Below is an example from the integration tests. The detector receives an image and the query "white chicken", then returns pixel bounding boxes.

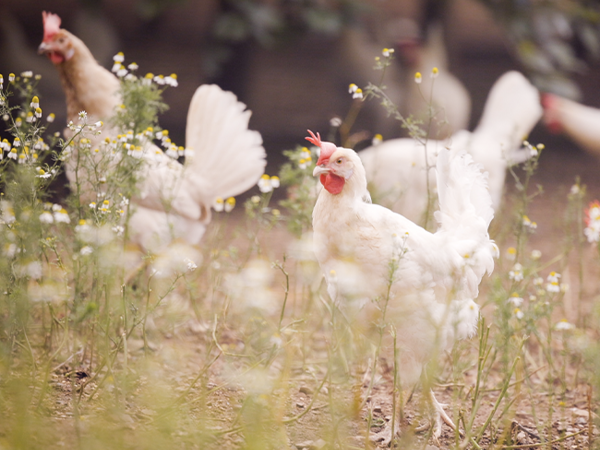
[38,12,266,252]
[390,19,471,139]
[543,93,600,156]
[308,129,497,438]
[360,71,542,222]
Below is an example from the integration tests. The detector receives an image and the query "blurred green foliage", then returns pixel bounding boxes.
[477,0,600,98]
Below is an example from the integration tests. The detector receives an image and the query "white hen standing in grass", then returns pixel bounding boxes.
[360,71,542,223]
[308,129,497,439]
[38,12,266,252]
[543,93,600,157]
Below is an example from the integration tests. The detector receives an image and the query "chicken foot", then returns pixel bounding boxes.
[370,389,460,446]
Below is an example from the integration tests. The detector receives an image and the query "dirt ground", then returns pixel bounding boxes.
[41,130,600,449]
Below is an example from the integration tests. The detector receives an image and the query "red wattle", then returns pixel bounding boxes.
[321,173,345,195]
[49,52,64,64]
[546,120,562,134]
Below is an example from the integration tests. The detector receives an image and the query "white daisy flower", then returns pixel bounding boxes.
[112,225,124,236]
[213,197,224,212]
[258,174,273,193]
[546,271,561,293]
[509,263,524,282]
[143,73,153,86]
[184,258,197,272]
[531,249,542,260]
[352,88,363,100]
[330,117,342,127]
[53,208,70,224]
[39,211,54,223]
[555,319,574,331]
[523,215,537,232]
[165,74,178,87]
[506,246,516,261]
[224,197,236,213]
[36,168,51,179]
[585,200,600,243]
[75,219,90,233]
[166,145,178,158]
[507,293,524,307]
[116,65,128,78]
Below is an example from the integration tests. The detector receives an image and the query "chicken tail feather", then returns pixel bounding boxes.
[184,84,266,201]
[475,71,542,152]
[435,147,496,295]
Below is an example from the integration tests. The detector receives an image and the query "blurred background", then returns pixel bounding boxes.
[2,0,600,191]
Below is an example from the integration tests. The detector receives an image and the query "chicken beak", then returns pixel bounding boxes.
[313,165,330,177]
[38,42,51,55]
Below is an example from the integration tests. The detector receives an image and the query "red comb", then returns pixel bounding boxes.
[305,129,322,147]
[42,11,61,42]
[306,129,338,166]
[541,93,562,134]
[540,92,555,110]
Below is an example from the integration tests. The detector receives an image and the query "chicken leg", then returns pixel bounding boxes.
[370,389,459,446]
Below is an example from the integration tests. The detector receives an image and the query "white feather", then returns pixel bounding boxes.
[360,71,542,221]
[128,85,267,250]
[185,85,266,201]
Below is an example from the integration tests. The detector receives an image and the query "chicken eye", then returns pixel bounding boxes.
[58,38,65,43]
[336,158,342,164]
